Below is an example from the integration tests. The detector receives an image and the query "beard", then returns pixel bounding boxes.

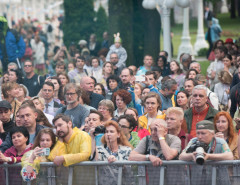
[57,126,69,139]
[66,97,78,104]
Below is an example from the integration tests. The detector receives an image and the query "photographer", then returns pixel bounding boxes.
[179,120,233,163]
[89,110,105,153]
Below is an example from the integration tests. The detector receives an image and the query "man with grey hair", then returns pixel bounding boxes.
[129,118,181,166]
[159,78,177,111]
[184,85,219,138]
[179,120,233,162]
[7,62,18,71]
[55,83,89,128]
[180,53,192,73]
[190,61,201,73]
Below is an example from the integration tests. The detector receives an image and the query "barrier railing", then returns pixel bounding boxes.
[1,160,240,185]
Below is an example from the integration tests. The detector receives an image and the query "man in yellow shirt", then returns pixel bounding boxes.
[49,114,91,166]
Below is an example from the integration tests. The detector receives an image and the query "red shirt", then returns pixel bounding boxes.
[190,105,209,137]
[178,129,193,150]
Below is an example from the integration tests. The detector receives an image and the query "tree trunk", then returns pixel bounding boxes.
[108,0,134,66]
[142,9,161,62]
[230,0,236,18]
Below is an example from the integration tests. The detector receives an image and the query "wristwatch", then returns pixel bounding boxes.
[159,137,165,140]
[146,154,150,161]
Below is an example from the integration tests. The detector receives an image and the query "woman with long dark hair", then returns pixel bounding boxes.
[169,60,185,90]
[156,55,170,77]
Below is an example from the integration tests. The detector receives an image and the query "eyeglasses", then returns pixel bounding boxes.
[65,92,76,96]
[24,65,32,67]
[98,107,109,111]
[119,124,130,129]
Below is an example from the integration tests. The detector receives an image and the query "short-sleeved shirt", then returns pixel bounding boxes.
[23,74,44,97]
[134,134,181,159]
[183,137,231,153]
[55,104,90,128]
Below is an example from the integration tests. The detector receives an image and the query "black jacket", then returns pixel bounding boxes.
[0,124,45,153]
[0,119,14,141]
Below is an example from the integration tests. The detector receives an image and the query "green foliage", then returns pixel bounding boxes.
[63,0,95,46]
[95,6,108,43]
[197,48,208,57]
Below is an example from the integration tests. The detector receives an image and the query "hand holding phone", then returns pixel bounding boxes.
[38,148,50,156]
[135,75,145,82]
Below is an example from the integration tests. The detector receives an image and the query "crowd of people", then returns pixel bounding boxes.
[1,14,240,184]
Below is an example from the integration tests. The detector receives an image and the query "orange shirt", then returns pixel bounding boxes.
[190,105,209,137]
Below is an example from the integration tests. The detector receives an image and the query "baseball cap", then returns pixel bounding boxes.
[196,120,215,131]
[0,100,12,109]
[225,38,233,44]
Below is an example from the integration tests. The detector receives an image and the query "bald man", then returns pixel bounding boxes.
[80,76,104,109]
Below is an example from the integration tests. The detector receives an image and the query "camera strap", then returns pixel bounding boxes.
[209,138,217,153]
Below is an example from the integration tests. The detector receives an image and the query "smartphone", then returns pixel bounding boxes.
[135,75,145,82]
[39,148,50,156]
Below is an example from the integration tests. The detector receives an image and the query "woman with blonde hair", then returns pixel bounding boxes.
[138,92,165,132]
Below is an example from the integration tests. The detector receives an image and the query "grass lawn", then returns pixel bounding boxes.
[160,13,240,75]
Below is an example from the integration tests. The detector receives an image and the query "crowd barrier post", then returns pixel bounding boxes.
[68,166,73,185]
[5,165,9,185]
[159,166,165,185]
[137,165,146,185]
[95,166,98,185]
[211,166,217,185]
[117,166,123,185]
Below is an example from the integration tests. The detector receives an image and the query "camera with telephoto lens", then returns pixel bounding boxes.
[186,140,209,165]
[93,125,105,136]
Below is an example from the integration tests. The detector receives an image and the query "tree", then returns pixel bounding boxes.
[108,0,161,66]
[108,0,134,66]
[95,6,108,43]
[63,0,95,46]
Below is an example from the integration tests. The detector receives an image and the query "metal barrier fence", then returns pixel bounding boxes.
[1,160,240,185]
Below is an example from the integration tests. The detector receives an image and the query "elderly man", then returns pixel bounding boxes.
[80,76,104,109]
[184,85,219,137]
[119,68,133,90]
[190,62,201,73]
[166,107,193,150]
[129,119,181,166]
[179,120,233,162]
